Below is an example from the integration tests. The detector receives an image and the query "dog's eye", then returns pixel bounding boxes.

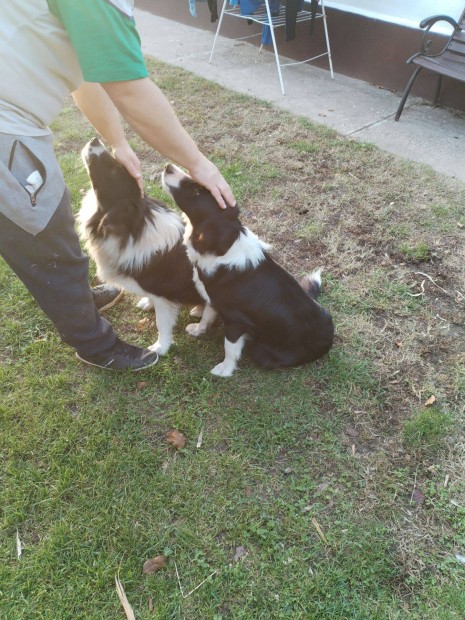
[193,188,200,197]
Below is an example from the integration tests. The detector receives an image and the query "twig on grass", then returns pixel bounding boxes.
[311,517,328,544]
[174,560,218,599]
[184,570,218,598]
[16,530,22,559]
[407,279,425,298]
[414,271,451,297]
[174,561,185,598]
[115,574,136,620]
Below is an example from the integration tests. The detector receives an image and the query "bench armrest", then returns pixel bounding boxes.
[413,14,460,58]
[419,14,459,31]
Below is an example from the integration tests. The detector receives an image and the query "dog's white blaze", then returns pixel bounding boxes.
[185,226,271,276]
[78,189,184,274]
[80,142,106,173]
[161,165,183,192]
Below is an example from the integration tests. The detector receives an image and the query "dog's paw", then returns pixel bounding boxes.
[136,297,154,312]
[185,322,206,337]
[210,362,235,377]
[189,304,204,318]
[148,341,171,356]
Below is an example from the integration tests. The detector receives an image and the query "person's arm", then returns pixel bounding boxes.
[53,0,234,207]
[101,77,235,209]
[72,81,144,195]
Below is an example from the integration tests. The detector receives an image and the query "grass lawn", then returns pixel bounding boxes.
[1,59,465,619]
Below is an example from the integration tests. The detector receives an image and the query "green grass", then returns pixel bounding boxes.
[1,59,465,619]
[403,406,453,453]
[398,241,433,263]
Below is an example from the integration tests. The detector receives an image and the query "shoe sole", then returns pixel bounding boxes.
[75,351,159,371]
[97,289,124,312]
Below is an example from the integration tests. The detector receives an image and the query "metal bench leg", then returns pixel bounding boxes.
[395,67,422,121]
[433,74,443,105]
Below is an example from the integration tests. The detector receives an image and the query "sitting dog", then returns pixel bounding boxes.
[78,138,216,355]
[162,163,334,377]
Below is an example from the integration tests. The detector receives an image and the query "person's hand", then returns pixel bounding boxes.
[112,141,144,197]
[188,156,236,209]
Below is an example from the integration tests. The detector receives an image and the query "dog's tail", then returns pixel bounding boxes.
[299,268,323,299]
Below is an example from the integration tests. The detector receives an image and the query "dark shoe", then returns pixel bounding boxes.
[92,284,124,311]
[76,338,159,371]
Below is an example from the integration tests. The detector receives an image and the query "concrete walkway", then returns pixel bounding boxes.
[135,9,465,183]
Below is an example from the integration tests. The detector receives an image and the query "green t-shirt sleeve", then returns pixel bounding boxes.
[46,0,149,83]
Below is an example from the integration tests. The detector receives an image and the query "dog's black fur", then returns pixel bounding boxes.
[163,164,334,376]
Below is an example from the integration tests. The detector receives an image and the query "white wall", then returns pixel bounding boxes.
[323,0,463,34]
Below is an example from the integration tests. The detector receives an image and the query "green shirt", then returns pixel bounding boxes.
[47,0,148,83]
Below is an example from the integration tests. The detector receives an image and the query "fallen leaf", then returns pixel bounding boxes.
[136,381,147,390]
[395,340,402,348]
[143,556,166,574]
[166,429,186,450]
[196,429,203,449]
[283,467,293,475]
[424,395,436,407]
[346,427,359,438]
[233,546,247,563]
[411,488,425,505]
[136,317,150,331]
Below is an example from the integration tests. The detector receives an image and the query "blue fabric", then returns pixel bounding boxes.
[234,0,280,45]
[189,0,199,17]
[191,0,305,46]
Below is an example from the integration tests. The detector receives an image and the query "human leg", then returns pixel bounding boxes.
[0,189,157,369]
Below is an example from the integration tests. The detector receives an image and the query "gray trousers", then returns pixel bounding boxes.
[0,187,117,358]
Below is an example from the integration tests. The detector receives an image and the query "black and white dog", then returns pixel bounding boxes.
[162,164,334,377]
[78,138,216,355]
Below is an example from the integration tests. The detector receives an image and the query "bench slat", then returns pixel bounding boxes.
[447,40,465,54]
[413,54,465,81]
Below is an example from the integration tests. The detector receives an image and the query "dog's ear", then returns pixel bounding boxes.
[193,220,241,256]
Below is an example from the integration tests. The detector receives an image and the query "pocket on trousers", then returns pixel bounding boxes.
[8,140,47,206]
[0,137,66,236]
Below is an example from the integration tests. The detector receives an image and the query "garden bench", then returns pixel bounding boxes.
[395,9,465,120]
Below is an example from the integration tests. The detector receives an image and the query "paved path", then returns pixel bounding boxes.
[135,9,465,184]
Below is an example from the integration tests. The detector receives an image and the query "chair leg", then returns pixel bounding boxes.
[209,0,228,63]
[395,67,422,121]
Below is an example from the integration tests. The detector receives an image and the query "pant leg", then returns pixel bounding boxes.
[0,187,117,358]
